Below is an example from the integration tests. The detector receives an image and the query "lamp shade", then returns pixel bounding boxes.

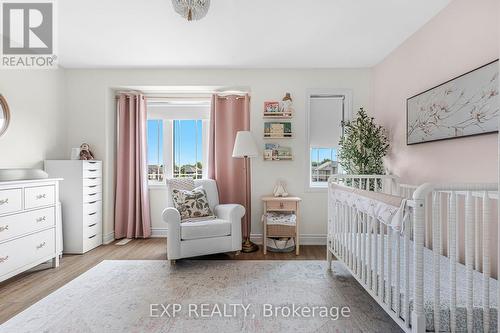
[232,131,258,158]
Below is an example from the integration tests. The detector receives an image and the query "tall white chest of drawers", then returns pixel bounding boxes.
[45,160,103,254]
[0,178,62,283]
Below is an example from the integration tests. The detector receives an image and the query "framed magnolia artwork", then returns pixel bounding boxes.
[406,59,499,145]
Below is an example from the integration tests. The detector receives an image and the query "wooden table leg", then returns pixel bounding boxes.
[295,203,300,255]
[262,208,267,255]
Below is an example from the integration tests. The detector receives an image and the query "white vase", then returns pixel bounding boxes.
[70,148,81,160]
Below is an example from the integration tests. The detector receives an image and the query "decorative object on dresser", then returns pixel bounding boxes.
[70,148,81,160]
[273,180,288,197]
[79,143,95,160]
[407,59,499,145]
[0,177,62,283]
[261,196,301,255]
[44,160,103,254]
[232,131,259,253]
[0,94,10,137]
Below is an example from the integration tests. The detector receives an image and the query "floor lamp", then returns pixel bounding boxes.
[232,131,259,253]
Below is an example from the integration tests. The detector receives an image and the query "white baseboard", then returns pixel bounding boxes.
[151,228,168,237]
[250,233,326,245]
[103,232,115,245]
[147,229,326,244]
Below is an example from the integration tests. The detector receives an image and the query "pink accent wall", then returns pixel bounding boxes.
[372,0,499,185]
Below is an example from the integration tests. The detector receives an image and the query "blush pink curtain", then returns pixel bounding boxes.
[114,93,152,239]
[208,94,251,238]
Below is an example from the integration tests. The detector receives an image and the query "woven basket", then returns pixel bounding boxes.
[267,224,296,237]
[266,237,295,253]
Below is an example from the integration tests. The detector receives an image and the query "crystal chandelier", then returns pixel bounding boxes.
[171,0,210,21]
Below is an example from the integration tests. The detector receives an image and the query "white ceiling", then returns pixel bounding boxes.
[58,0,451,69]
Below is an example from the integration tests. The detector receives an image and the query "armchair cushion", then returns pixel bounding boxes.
[172,187,215,221]
[181,219,231,240]
[166,177,195,208]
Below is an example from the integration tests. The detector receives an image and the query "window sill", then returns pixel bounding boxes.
[148,183,168,190]
[305,184,328,193]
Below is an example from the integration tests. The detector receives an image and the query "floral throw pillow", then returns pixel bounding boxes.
[171,187,215,222]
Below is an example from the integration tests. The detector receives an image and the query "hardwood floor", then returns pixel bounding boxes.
[0,238,326,324]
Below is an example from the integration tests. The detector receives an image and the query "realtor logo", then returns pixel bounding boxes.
[1,1,57,68]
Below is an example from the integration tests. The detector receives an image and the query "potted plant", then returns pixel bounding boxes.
[338,107,389,188]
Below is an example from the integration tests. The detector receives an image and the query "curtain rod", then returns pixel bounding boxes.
[115,91,250,100]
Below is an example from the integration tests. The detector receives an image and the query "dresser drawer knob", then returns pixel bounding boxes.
[0,225,8,232]
[36,216,46,223]
[0,198,8,205]
[36,241,46,250]
[0,256,8,263]
[36,194,46,200]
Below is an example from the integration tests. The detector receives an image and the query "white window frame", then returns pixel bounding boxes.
[305,89,352,192]
[147,103,210,187]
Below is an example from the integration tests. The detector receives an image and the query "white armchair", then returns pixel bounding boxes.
[162,179,244,261]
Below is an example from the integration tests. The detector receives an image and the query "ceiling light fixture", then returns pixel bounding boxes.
[171,0,210,21]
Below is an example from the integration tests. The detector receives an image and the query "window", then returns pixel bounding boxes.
[146,100,210,185]
[147,119,164,182]
[173,120,203,179]
[307,93,349,189]
[310,148,338,184]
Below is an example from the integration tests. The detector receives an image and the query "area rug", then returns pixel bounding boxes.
[1,260,402,333]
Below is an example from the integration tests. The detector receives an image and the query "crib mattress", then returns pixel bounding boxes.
[334,233,498,332]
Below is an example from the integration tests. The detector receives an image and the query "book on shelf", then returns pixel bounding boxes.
[264,144,292,161]
[264,122,292,138]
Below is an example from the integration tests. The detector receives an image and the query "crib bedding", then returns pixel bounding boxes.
[333,233,498,332]
[329,183,407,229]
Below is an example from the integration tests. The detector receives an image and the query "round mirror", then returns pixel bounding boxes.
[0,95,10,137]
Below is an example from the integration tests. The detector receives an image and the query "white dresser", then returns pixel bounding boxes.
[45,160,103,254]
[0,178,62,283]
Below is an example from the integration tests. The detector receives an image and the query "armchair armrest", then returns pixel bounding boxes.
[214,204,245,221]
[214,204,244,251]
[162,207,181,260]
[162,207,181,227]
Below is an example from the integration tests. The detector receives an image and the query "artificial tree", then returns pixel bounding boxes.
[338,107,389,178]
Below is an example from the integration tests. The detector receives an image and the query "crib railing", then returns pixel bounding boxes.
[328,178,498,333]
[412,183,498,333]
[328,174,399,195]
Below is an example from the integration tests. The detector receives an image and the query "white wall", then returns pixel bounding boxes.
[0,70,66,168]
[372,0,498,185]
[63,69,372,243]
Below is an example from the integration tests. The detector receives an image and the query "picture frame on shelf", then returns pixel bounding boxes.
[264,101,280,113]
[264,122,292,138]
[264,143,293,161]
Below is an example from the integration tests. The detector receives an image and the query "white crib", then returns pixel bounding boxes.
[327,174,498,333]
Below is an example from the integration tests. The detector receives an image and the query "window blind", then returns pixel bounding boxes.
[147,104,210,120]
[309,96,344,148]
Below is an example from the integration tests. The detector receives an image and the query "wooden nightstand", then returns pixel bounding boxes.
[261,196,301,255]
